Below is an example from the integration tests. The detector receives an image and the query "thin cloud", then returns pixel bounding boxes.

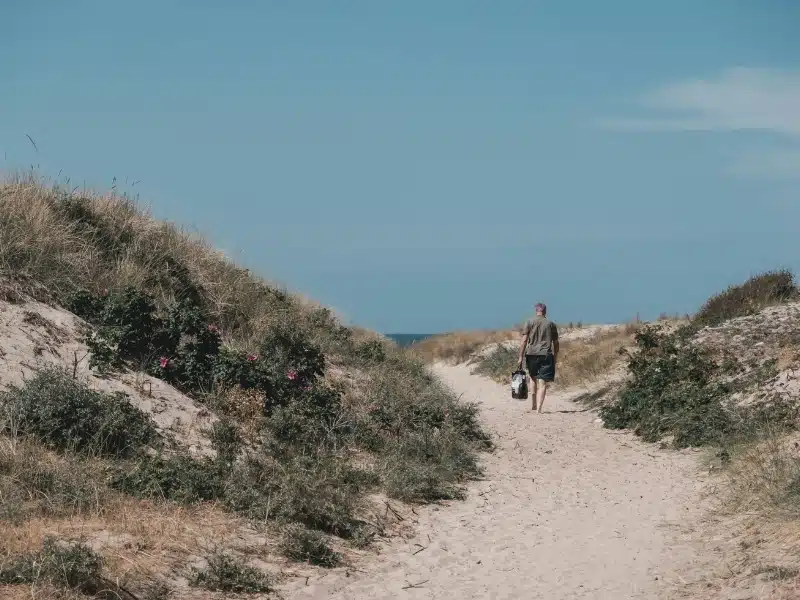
[601,67,800,135]
[727,149,800,180]
[600,68,800,180]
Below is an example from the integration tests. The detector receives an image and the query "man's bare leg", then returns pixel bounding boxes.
[530,377,538,411]
[535,380,549,414]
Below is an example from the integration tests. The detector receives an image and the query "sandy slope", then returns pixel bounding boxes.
[285,363,708,600]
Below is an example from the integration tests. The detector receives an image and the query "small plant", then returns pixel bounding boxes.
[208,418,244,467]
[110,452,223,504]
[0,537,104,593]
[1,365,158,457]
[279,524,342,567]
[355,339,387,364]
[224,452,364,536]
[188,550,274,594]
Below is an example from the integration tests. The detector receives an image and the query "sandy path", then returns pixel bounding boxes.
[286,364,707,599]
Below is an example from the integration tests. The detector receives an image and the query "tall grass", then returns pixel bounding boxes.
[411,329,518,364]
[0,173,346,354]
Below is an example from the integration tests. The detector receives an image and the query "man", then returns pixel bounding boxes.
[518,303,559,413]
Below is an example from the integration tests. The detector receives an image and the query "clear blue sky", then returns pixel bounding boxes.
[3,2,800,333]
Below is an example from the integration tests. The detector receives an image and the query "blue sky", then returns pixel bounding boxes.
[3,2,800,333]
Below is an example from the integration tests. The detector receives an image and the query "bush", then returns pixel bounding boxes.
[263,382,348,454]
[380,427,482,502]
[0,538,104,594]
[110,452,223,504]
[1,365,158,457]
[224,453,366,537]
[188,550,273,594]
[600,325,734,447]
[68,287,223,395]
[279,525,342,567]
[355,339,387,364]
[694,269,796,328]
[208,418,244,467]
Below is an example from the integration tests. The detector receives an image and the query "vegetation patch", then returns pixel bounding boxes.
[694,269,796,329]
[188,550,274,594]
[0,538,117,597]
[1,365,158,458]
[279,524,342,567]
[0,175,491,576]
[0,439,110,522]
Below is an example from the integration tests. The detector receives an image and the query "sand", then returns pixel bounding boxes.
[285,363,707,599]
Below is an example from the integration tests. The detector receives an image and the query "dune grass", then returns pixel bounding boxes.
[0,172,491,595]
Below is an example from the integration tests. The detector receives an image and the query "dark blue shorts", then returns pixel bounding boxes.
[526,354,555,382]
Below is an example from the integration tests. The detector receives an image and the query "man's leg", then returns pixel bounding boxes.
[530,377,538,411]
[535,380,548,413]
[536,355,555,413]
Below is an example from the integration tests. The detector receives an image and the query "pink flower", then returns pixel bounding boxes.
[101,288,109,297]
[367,403,377,412]
[246,353,258,362]
[302,385,312,392]
[159,357,170,369]
[286,369,298,380]
[207,324,219,333]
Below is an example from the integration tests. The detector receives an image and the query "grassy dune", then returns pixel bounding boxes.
[0,173,491,598]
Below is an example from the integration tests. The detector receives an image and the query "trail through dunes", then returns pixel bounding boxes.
[285,363,711,599]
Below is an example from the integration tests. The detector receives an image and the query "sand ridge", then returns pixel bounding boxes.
[284,363,708,599]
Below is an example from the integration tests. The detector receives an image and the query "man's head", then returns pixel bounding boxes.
[535,302,547,316]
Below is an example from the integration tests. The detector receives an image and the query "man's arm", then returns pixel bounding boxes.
[518,322,529,368]
[518,333,528,368]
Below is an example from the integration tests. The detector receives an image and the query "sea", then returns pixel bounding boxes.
[385,333,434,347]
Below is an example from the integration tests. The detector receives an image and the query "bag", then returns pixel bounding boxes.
[511,369,528,399]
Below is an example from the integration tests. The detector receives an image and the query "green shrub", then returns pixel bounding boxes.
[279,524,342,567]
[188,550,273,594]
[110,453,223,504]
[68,287,223,395]
[600,325,734,447]
[1,365,158,457]
[380,427,481,502]
[355,339,387,364]
[0,537,103,592]
[224,453,365,537]
[263,382,347,454]
[694,269,796,328]
[208,418,244,467]
[471,345,517,381]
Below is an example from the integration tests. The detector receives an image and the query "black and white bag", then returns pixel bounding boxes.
[511,369,528,399]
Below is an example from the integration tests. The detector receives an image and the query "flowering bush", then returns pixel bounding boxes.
[67,287,222,395]
[66,288,340,418]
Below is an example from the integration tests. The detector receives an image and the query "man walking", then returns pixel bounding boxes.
[518,303,559,413]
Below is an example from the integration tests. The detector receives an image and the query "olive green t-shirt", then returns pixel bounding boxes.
[522,316,558,356]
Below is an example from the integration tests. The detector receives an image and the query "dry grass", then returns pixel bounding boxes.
[470,324,641,389]
[0,173,333,354]
[554,324,640,388]
[411,328,518,364]
[0,488,280,598]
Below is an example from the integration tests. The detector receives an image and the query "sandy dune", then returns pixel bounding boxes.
[285,363,708,599]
